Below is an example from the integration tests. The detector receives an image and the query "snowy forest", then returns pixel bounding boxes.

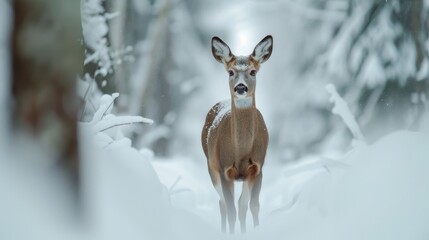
[1,0,429,239]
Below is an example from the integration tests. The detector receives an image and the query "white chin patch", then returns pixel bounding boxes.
[234,96,253,108]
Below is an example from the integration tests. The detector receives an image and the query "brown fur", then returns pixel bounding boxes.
[204,35,272,234]
[201,101,268,183]
[226,56,237,69]
[249,56,260,70]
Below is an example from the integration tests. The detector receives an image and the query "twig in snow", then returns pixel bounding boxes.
[323,165,331,173]
[283,157,351,178]
[170,188,192,195]
[269,191,302,215]
[84,52,99,65]
[166,176,193,196]
[94,117,154,133]
[101,96,116,119]
[80,74,94,121]
[96,121,148,132]
[87,99,97,112]
[168,176,182,193]
[91,93,119,123]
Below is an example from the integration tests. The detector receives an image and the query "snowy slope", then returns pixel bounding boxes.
[153,130,429,240]
[1,120,428,240]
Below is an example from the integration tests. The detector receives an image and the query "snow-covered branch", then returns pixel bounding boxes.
[81,0,113,77]
[326,83,365,143]
[83,93,153,135]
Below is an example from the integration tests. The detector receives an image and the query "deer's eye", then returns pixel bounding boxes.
[250,70,256,76]
[228,70,234,77]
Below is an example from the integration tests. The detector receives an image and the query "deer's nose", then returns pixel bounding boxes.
[234,83,248,95]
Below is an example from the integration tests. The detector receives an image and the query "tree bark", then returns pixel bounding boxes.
[12,0,83,186]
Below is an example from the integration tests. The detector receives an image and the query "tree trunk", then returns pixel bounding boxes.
[12,0,83,187]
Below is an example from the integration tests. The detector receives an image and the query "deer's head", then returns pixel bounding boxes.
[211,35,273,108]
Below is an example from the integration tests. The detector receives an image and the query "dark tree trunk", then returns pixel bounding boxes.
[12,0,83,187]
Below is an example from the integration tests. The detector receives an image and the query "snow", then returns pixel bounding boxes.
[326,84,365,142]
[81,0,112,77]
[5,129,429,240]
[150,130,429,240]
[206,100,231,144]
[91,115,153,133]
[151,156,219,224]
[317,3,369,83]
[79,93,154,145]
[77,74,104,121]
[359,53,385,88]
[416,57,429,81]
[0,138,83,240]
[80,129,170,240]
[282,0,347,22]
[395,37,417,87]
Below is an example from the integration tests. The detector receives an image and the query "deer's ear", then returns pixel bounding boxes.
[212,36,233,64]
[251,35,273,64]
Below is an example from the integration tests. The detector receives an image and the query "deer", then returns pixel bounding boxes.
[201,35,272,234]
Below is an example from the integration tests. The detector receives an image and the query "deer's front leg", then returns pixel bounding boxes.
[221,175,236,234]
[208,165,227,232]
[219,199,226,232]
[250,172,262,227]
[238,181,251,233]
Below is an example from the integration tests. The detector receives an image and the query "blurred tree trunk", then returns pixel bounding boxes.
[126,0,173,156]
[12,0,83,186]
[106,0,151,110]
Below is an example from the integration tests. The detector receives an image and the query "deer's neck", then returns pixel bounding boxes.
[231,96,257,154]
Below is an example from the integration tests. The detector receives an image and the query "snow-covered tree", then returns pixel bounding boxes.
[104,0,209,156]
[308,0,429,143]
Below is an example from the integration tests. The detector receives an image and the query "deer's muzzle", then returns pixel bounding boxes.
[234,83,248,95]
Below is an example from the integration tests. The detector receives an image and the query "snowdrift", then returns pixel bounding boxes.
[152,131,429,240]
[1,131,428,240]
[255,131,429,240]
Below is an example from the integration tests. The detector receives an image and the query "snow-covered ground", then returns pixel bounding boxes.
[151,130,429,240]
[1,95,428,240]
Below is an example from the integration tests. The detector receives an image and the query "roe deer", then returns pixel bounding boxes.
[201,35,272,234]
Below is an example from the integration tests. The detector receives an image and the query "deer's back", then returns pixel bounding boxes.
[201,100,231,158]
